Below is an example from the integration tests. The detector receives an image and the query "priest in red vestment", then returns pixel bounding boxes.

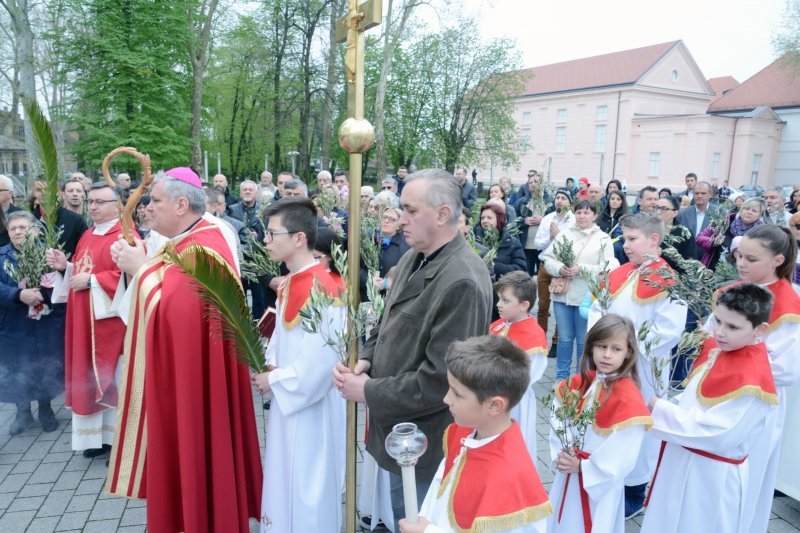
[106,167,262,533]
[46,182,132,457]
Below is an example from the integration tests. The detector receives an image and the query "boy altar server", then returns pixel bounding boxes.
[643,283,778,533]
[587,212,687,517]
[399,335,552,533]
[488,271,548,462]
[251,197,346,533]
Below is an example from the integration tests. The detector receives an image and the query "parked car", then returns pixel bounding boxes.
[738,184,765,198]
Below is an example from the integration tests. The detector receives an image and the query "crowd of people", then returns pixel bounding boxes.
[0,166,798,533]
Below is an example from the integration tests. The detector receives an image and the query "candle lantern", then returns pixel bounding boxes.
[385,422,428,522]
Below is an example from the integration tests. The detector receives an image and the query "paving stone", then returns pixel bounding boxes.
[117,527,146,533]
[65,494,96,513]
[0,473,31,493]
[53,470,83,491]
[48,439,75,454]
[62,455,88,472]
[10,460,40,475]
[0,510,37,533]
[26,515,60,533]
[41,452,74,464]
[29,461,67,484]
[120,505,147,526]
[82,519,120,532]
[770,518,800,533]
[0,490,15,509]
[17,483,54,498]
[0,436,36,454]
[0,453,23,465]
[74,478,105,496]
[7,494,46,512]
[88,497,126,521]
[22,441,55,461]
[36,489,74,518]
[55,511,90,531]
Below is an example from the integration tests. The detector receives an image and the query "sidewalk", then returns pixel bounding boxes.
[0,355,798,532]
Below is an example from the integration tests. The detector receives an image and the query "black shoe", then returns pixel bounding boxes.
[263,401,271,410]
[359,515,386,530]
[9,410,34,436]
[83,444,111,458]
[548,343,557,358]
[38,405,58,432]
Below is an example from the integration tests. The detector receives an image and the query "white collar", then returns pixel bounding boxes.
[92,218,119,235]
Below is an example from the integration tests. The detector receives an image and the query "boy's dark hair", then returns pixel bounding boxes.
[619,211,664,243]
[445,335,529,409]
[716,282,774,327]
[493,271,536,312]
[263,197,318,250]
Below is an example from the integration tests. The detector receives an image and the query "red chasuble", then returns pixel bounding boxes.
[714,278,800,333]
[440,422,553,532]
[65,221,132,415]
[607,257,674,304]
[107,219,262,533]
[489,316,548,356]
[277,262,345,330]
[556,372,653,435]
[685,340,778,408]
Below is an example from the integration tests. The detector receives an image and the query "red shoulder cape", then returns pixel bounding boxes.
[107,219,262,531]
[687,340,778,408]
[715,278,800,333]
[607,258,674,304]
[556,372,652,435]
[441,422,552,532]
[278,262,345,329]
[489,316,548,356]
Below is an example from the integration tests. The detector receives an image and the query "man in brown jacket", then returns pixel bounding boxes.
[334,169,492,529]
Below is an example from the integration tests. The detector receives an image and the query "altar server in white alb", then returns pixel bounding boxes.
[587,212,686,518]
[250,198,346,533]
[643,283,778,533]
[548,314,652,533]
[708,225,800,532]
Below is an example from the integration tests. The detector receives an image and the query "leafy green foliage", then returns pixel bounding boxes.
[163,244,267,373]
[3,225,48,289]
[542,388,600,453]
[552,236,576,267]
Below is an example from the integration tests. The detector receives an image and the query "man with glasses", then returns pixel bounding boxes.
[381,177,398,195]
[46,183,132,459]
[251,197,346,533]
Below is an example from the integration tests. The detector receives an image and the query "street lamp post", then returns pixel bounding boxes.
[288,151,299,175]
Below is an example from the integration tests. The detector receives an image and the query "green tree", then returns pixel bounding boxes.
[63,0,193,171]
[774,0,800,69]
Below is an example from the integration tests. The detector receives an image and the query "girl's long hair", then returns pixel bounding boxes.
[578,313,640,393]
[744,224,797,282]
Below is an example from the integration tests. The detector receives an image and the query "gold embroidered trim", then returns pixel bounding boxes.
[74,425,116,436]
[528,347,548,356]
[768,313,800,333]
[695,350,779,407]
[593,415,654,435]
[610,269,669,305]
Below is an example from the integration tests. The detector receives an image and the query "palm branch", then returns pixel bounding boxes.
[163,244,267,373]
[22,98,61,250]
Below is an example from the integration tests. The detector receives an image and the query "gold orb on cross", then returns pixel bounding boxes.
[338,117,375,154]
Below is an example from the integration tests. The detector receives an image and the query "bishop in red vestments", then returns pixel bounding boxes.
[106,168,262,533]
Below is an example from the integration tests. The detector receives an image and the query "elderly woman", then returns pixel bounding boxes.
[368,207,410,293]
[0,211,64,435]
[487,183,517,225]
[541,200,616,380]
[696,197,765,269]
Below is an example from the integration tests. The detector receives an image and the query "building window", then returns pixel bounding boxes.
[711,152,721,179]
[556,127,566,152]
[649,152,660,177]
[521,112,532,126]
[671,70,678,81]
[521,129,531,149]
[751,154,762,184]
[595,125,606,152]
[557,109,567,123]
[596,105,608,121]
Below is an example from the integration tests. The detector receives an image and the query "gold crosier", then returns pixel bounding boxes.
[336,1,381,531]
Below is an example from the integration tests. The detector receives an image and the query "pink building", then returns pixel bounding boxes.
[481,41,789,192]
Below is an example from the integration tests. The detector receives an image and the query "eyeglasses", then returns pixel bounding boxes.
[381,215,399,223]
[381,186,394,190]
[264,229,297,243]
[655,206,677,212]
[87,199,118,206]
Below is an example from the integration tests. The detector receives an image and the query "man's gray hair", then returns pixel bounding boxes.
[0,174,13,190]
[284,179,308,194]
[768,185,785,195]
[382,177,397,187]
[90,181,120,199]
[405,169,462,224]
[6,210,35,226]
[154,172,205,214]
[239,179,257,189]
[317,170,332,181]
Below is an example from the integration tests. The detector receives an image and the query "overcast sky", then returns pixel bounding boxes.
[456,0,788,83]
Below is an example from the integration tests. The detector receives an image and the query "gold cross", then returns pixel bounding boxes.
[335,0,381,118]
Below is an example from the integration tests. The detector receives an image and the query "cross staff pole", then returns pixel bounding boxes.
[336,1,381,531]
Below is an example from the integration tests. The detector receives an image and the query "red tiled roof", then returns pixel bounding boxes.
[709,55,800,112]
[515,41,680,97]
[708,76,739,99]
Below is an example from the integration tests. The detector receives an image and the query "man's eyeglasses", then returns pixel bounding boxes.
[87,199,118,206]
[264,229,297,243]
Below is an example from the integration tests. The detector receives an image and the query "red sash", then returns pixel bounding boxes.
[557,449,593,533]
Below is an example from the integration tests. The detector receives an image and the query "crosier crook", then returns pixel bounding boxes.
[101,147,153,245]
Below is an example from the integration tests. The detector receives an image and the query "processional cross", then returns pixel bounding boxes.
[335,1,381,531]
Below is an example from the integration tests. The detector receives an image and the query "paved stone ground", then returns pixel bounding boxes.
[0,345,798,532]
